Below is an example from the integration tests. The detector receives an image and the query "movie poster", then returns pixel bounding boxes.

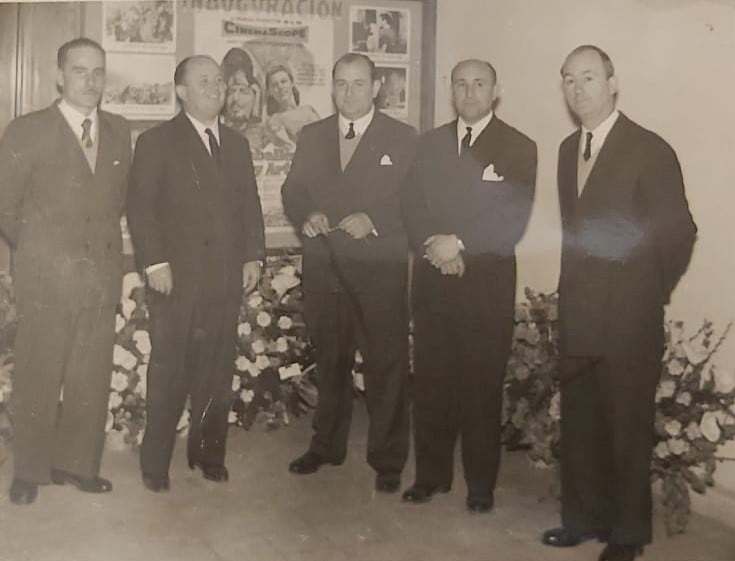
[194,9,334,245]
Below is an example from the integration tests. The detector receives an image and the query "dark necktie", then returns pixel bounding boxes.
[460,126,472,157]
[345,122,356,139]
[205,127,220,166]
[583,131,593,161]
[81,118,93,148]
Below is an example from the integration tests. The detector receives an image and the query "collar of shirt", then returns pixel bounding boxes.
[338,105,375,138]
[58,99,98,144]
[580,109,619,159]
[185,112,220,154]
[457,112,493,154]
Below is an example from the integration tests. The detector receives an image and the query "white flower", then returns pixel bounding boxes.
[231,375,242,392]
[667,438,689,456]
[110,371,129,392]
[684,422,702,440]
[277,316,293,330]
[256,311,272,328]
[656,380,676,401]
[121,272,144,299]
[255,355,270,370]
[667,359,685,376]
[276,337,289,353]
[105,411,114,432]
[115,315,126,333]
[712,366,735,394]
[235,356,251,372]
[228,410,238,424]
[133,330,151,356]
[682,341,708,365]
[113,345,138,371]
[251,339,266,354]
[108,391,123,410]
[278,363,302,380]
[664,419,682,437]
[240,389,254,403]
[549,392,561,421]
[247,294,263,308]
[120,298,136,320]
[238,322,252,337]
[654,441,670,458]
[668,321,685,346]
[271,272,300,297]
[675,392,692,407]
[279,265,297,277]
[700,411,721,443]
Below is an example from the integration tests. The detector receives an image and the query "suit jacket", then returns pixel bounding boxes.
[404,116,537,319]
[281,110,417,294]
[127,112,265,302]
[0,102,131,309]
[557,112,697,356]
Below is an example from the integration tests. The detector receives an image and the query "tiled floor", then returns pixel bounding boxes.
[1,402,733,561]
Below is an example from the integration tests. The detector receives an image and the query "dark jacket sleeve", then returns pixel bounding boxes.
[401,137,440,254]
[456,135,537,256]
[126,129,168,272]
[238,135,266,263]
[0,119,34,247]
[281,127,318,232]
[640,139,697,299]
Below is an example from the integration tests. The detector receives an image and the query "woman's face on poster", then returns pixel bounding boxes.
[226,71,257,120]
[268,70,295,110]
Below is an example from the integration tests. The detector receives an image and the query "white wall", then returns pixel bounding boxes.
[433,0,735,521]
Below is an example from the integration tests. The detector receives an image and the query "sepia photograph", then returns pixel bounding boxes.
[375,64,408,119]
[102,53,176,119]
[349,5,409,59]
[102,0,176,53]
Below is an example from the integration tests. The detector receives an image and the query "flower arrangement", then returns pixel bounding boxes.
[501,289,735,535]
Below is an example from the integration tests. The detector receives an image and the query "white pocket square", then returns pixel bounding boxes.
[113,160,121,166]
[380,154,393,166]
[481,163,504,182]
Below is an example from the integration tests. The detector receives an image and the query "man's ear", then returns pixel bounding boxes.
[175,84,187,104]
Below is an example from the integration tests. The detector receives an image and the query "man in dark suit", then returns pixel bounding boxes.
[0,38,131,504]
[541,46,697,561]
[127,55,265,492]
[402,59,537,513]
[282,53,416,493]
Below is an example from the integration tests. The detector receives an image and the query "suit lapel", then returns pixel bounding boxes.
[175,112,219,187]
[468,116,503,166]
[340,111,385,181]
[578,113,628,203]
[94,112,115,180]
[51,104,94,180]
[558,131,580,221]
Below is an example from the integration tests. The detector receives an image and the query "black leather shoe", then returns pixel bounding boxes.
[189,460,229,482]
[542,527,606,547]
[51,469,112,493]
[466,494,494,513]
[9,478,38,505]
[401,483,451,503]
[288,451,342,475]
[142,473,170,492]
[375,473,401,493]
[598,543,643,561]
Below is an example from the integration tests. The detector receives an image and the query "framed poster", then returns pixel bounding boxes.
[102,1,176,53]
[102,53,176,120]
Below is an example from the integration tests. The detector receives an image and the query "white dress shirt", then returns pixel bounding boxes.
[185,112,220,155]
[58,99,98,145]
[457,111,493,155]
[338,105,375,138]
[579,109,619,160]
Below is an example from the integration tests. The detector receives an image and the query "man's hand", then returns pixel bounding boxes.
[338,212,375,240]
[302,212,330,238]
[439,254,465,277]
[243,261,262,294]
[147,264,173,295]
[424,234,462,267]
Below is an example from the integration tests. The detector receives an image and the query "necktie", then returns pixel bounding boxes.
[345,122,356,139]
[205,127,220,166]
[583,131,593,161]
[81,118,93,148]
[460,126,472,157]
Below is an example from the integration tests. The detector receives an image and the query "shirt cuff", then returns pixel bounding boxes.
[145,262,169,275]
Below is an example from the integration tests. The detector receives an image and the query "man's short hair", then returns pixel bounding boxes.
[450,59,497,84]
[57,38,105,68]
[562,45,615,78]
[332,53,378,82]
[174,55,218,86]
